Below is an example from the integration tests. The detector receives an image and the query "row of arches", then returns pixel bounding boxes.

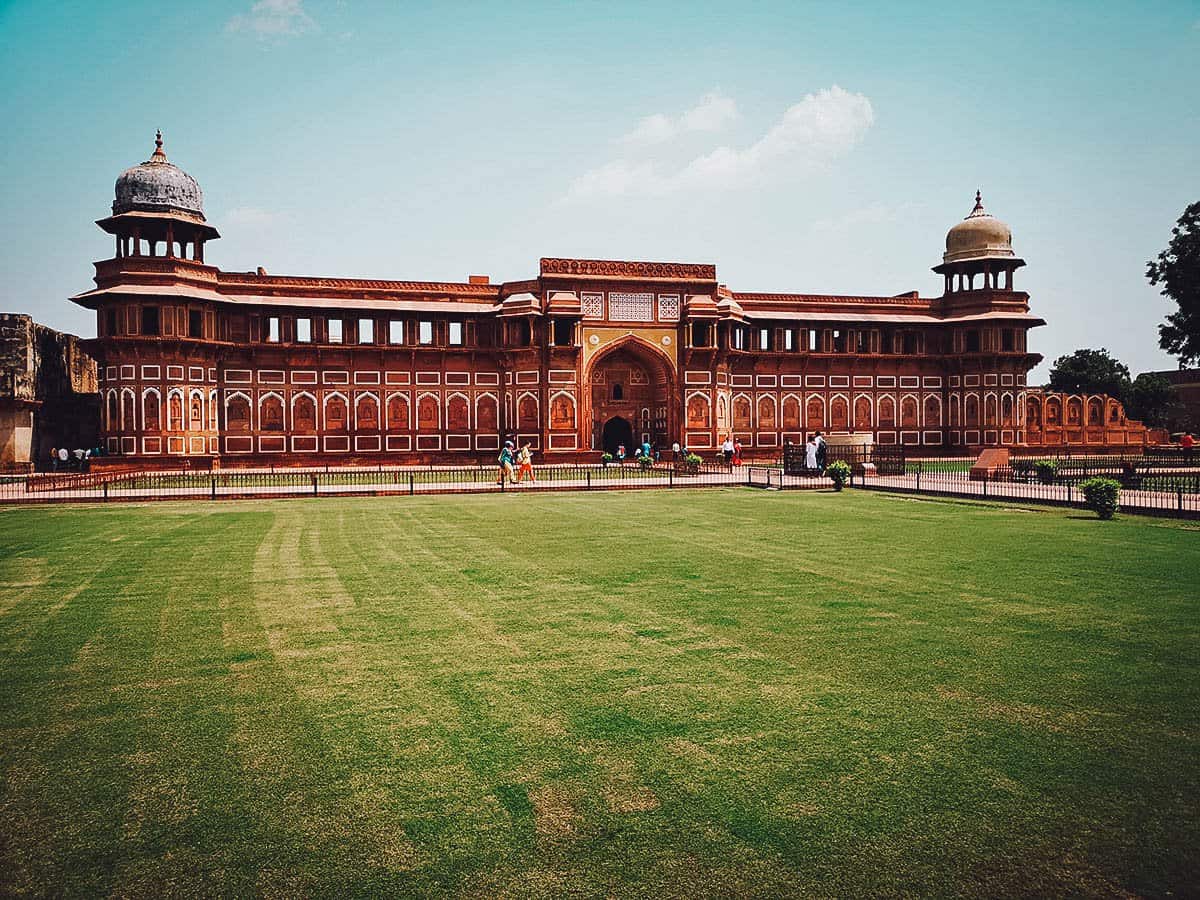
[104,388,216,433]
[1026,395,1124,428]
[685,391,1029,431]
[104,388,582,435]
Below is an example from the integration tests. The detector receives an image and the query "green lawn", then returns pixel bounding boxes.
[1,490,1197,897]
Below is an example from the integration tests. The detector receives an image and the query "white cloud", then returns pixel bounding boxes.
[566,86,874,202]
[227,0,315,37]
[619,91,738,147]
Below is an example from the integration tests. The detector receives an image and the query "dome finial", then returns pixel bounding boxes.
[967,189,986,218]
[151,129,167,163]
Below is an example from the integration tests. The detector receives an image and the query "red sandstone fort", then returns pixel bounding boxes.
[56,133,1152,467]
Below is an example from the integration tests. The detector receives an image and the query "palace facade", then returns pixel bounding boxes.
[71,134,1150,465]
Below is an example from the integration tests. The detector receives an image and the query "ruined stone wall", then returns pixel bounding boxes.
[0,314,99,468]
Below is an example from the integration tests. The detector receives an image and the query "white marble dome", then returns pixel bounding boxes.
[113,131,205,220]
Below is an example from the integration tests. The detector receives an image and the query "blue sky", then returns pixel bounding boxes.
[1,0,1197,380]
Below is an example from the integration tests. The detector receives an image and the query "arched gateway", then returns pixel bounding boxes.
[585,338,675,453]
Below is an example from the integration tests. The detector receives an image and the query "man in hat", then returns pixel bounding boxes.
[497,440,516,485]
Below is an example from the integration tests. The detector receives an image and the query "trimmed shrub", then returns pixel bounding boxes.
[601,452,613,465]
[637,454,654,471]
[1034,459,1059,484]
[827,459,852,491]
[1079,476,1120,520]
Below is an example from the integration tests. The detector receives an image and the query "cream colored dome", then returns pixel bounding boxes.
[943,191,1014,265]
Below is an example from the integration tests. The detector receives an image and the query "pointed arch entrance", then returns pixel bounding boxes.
[585,337,676,452]
[601,416,634,456]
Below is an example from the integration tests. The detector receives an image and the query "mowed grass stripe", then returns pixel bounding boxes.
[0,491,1197,896]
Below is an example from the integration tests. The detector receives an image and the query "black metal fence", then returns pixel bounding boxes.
[5,461,752,505]
[852,464,1200,519]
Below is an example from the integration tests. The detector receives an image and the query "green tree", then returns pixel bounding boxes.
[1148,201,1200,365]
[1125,373,1175,427]
[1047,348,1131,399]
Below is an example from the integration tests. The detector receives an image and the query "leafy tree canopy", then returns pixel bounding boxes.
[1125,373,1175,428]
[1148,201,1200,365]
[1047,348,1131,399]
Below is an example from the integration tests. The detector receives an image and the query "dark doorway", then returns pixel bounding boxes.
[602,416,634,456]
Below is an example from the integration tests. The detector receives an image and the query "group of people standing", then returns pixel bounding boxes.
[48,446,103,472]
[804,431,828,472]
[720,436,744,466]
[496,440,536,485]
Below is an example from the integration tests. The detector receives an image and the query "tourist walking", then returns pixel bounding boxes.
[722,435,734,463]
[497,440,516,485]
[814,431,827,472]
[617,444,626,464]
[58,446,69,470]
[516,443,535,483]
[49,447,58,472]
[805,436,819,472]
[732,438,743,467]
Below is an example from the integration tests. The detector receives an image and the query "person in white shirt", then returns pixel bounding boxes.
[722,436,734,463]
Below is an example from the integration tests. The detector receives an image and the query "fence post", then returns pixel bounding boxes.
[312,475,318,497]
[103,481,108,502]
[982,471,987,498]
[1179,488,1184,513]
[916,469,921,492]
[409,473,414,495]
[1067,482,1073,505]
[210,476,216,500]
[587,470,591,490]
[669,468,673,488]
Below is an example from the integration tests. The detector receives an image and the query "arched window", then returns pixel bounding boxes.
[950,395,961,427]
[1067,397,1082,425]
[189,393,203,430]
[925,395,941,427]
[107,391,119,431]
[356,394,380,430]
[294,395,316,432]
[475,395,497,433]
[1087,398,1102,426]
[167,392,184,431]
[417,395,439,431]
[1027,397,1041,426]
[1002,395,1014,426]
[386,394,409,431]
[686,394,710,429]
[227,396,251,433]
[985,395,998,427]
[612,383,624,401]
[143,392,160,431]
[782,396,801,430]
[830,396,848,430]
[123,391,136,431]
[1046,397,1061,425]
[854,396,871,430]
[733,396,752,429]
[326,395,348,432]
[758,396,776,429]
[261,395,284,431]
[901,397,918,428]
[518,395,538,430]
[551,394,575,429]
[446,395,468,431]
[806,396,824,430]
[965,396,979,428]
[878,396,895,428]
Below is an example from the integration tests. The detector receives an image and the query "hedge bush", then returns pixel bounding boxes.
[1079,476,1120,520]
[826,460,852,491]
